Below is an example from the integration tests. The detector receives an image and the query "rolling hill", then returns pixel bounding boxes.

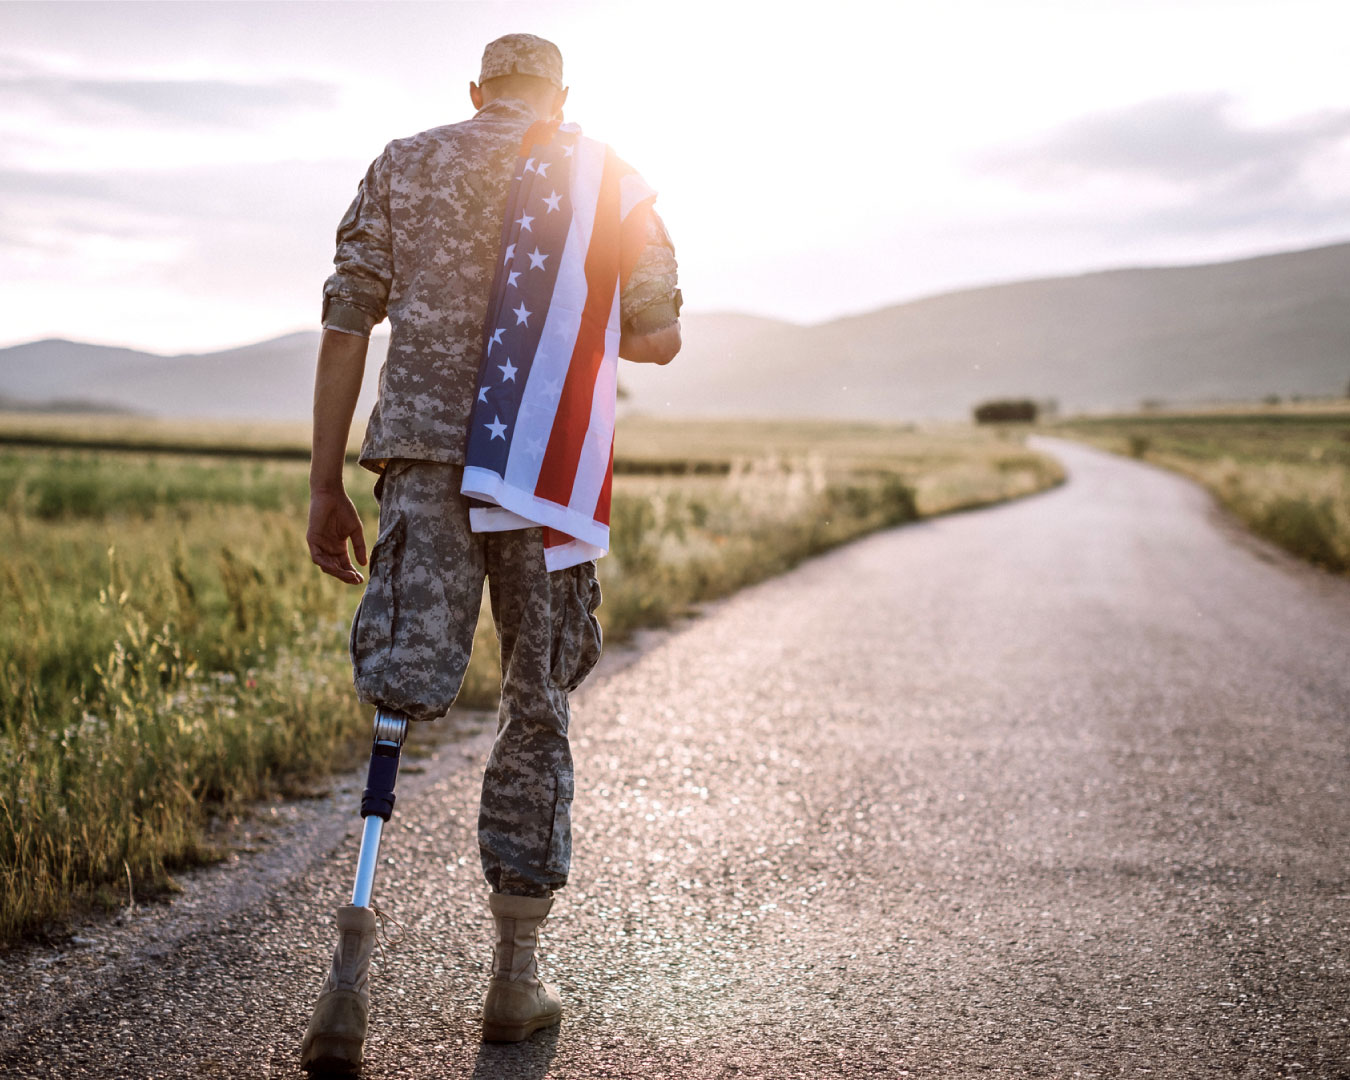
[621,240,1350,419]
[3,241,1348,422]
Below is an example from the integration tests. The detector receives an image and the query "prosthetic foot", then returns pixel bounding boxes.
[301,708,409,1075]
[300,904,377,1073]
[482,893,562,1042]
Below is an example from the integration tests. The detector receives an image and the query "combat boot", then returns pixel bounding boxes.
[300,904,378,1074]
[482,892,562,1042]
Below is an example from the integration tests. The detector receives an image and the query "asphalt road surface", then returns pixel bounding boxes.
[3,437,1348,1079]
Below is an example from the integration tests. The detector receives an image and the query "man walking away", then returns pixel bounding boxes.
[301,32,680,1074]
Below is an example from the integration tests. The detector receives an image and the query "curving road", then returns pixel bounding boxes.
[3,437,1349,1078]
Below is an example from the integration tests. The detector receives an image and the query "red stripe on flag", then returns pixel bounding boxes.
[542,525,568,550]
[594,432,614,528]
[533,147,624,508]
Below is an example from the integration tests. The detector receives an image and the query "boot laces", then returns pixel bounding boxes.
[370,901,408,963]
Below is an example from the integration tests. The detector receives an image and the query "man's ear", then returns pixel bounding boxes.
[552,86,569,120]
[470,81,485,110]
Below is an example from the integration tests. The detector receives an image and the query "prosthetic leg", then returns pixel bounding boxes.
[300,708,410,1076]
[351,708,410,907]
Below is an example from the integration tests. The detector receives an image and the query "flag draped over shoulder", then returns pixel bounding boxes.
[461,120,657,571]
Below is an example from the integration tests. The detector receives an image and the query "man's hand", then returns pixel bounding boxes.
[307,488,368,585]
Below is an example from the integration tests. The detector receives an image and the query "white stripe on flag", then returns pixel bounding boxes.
[543,536,606,572]
[469,506,537,532]
[462,465,611,550]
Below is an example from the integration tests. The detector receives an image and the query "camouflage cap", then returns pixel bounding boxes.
[479,33,564,90]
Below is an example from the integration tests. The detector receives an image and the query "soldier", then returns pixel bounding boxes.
[301,32,681,1074]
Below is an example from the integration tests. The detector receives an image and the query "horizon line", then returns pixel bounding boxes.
[4,234,1348,356]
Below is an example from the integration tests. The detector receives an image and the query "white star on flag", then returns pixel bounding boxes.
[502,243,515,266]
[524,158,536,173]
[516,213,534,231]
[528,248,548,270]
[526,436,546,456]
[542,191,562,213]
[477,386,489,403]
[488,327,505,352]
[498,358,518,382]
[541,376,562,398]
[561,143,573,157]
[507,270,520,288]
[486,416,507,440]
[535,161,550,178]
[513,302,532,326]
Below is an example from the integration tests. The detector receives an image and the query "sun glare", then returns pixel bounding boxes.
[2,0,1349,348]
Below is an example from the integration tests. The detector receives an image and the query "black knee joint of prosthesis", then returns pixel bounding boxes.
[360,709,408,821]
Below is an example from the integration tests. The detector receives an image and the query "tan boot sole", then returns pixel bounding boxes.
[481,1011,562,1043]
[300,989,367,1075]
[300,1033,363,1075]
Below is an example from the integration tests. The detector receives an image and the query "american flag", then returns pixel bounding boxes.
[461,120,656,571]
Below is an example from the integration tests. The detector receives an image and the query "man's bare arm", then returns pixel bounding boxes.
[619,321,681,366]
[307,329,370,585]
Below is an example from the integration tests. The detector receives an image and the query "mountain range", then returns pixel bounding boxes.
[3,240,1348,422]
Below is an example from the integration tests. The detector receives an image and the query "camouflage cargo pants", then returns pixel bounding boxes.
[348,460,603,897]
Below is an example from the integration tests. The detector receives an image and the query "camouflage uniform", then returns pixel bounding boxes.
[323,103,680,471]
[349,460,600,895]
[323,55,679,897]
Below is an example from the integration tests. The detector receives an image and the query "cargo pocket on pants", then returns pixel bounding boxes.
[349,515,405,685]
[545,773,575,879]
[550,560,603,692]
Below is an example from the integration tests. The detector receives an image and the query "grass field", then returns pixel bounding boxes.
[1056,407,1350,574]
[0,414,1063,944]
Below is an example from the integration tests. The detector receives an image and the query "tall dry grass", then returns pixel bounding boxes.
[0,421,1061,942]
[1057,411,1350,574]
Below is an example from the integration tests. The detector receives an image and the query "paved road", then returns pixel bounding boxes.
[3,437,1348,1079]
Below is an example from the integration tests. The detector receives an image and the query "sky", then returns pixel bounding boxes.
[2,0,1349,354]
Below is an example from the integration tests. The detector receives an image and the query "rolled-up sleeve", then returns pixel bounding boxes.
[621,209,682,335]
[322,151,394,337]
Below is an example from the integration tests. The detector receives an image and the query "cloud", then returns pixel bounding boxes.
[0,160,358,224]
[1,73,337,128]
[0,158,363,300]
[1120,192,1350,239]
[983,94,1350,197]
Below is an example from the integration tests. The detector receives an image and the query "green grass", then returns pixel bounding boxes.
[0,419,1063,943]
[1056,408,1350,574]
[0,450,315,518]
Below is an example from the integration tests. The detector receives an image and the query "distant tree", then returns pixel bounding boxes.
[973,399,1037,424]
[1140,398,1167,412]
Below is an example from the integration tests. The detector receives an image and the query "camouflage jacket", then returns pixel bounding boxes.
[323,97,680,470]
